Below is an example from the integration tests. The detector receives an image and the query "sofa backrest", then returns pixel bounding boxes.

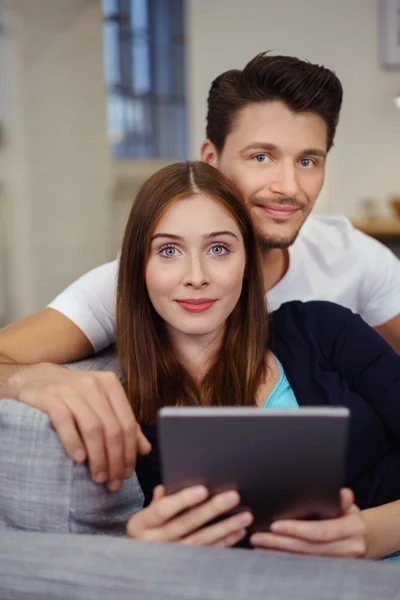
[0,347,144,534]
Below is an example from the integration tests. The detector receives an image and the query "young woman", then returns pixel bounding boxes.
[117,161,400,559]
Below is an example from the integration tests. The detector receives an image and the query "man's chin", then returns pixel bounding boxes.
[252,209,308,250]
[256,229,301,250]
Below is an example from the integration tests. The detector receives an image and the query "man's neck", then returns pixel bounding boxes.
[260,248,290,292]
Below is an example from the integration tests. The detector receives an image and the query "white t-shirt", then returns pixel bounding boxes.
[48,215,400,352]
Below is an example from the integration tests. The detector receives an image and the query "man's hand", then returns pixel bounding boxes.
[250,489,367,558]
[7,363,151,491]
[127,485,253,547]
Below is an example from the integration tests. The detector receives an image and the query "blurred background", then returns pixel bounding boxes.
[0,0,400,325]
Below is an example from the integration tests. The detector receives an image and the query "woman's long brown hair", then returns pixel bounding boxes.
[116,161,268,425]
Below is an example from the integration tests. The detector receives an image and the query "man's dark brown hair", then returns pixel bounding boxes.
[206,52,343,152]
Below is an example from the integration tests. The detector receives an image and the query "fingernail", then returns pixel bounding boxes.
[238,512,253,526]
[270,522,283,533]
[250,534,263,545]
[224,491,239,506]
[94,472,107,484]
[73,449,86,462]
[192,486,208,499]
[108,479,122,492]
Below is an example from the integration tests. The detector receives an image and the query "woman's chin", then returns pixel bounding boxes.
[166,318,224,339]
[176,326,219,337]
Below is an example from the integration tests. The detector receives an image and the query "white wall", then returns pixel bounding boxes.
[187,0,400,216]
[0,4,9,324]
[1,0,112,321]
[0,0,169,324]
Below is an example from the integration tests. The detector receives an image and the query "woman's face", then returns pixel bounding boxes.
[146,194,246,339]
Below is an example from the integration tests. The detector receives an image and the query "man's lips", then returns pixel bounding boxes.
[257,204,299,219]
[175,299,216,313]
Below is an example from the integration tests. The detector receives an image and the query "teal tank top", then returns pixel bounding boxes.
[264,355,298,409]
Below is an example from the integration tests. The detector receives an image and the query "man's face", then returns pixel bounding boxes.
[201,101,328,249]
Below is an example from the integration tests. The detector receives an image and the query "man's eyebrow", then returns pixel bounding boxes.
[239,142,326,159]
[150,231,240,241]
[298,148,326,159]
[239,142,278,155]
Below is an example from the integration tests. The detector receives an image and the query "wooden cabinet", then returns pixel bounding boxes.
[351,219,400,240]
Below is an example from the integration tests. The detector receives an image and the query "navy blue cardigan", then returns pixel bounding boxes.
[136,301,400,509]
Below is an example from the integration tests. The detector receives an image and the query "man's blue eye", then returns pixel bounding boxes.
[301,158,312,167]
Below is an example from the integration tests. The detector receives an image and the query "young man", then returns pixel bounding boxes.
[0,53,399,557]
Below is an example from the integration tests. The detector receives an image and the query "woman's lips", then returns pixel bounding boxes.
[176,299,216,313]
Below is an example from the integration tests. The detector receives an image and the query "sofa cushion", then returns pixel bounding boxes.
[3,530,400,600]
[0,347,144,534]
[64,345,121,378]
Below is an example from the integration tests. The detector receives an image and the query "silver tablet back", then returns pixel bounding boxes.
[159,407,349,531]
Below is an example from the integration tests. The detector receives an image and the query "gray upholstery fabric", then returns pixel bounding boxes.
[1,530,400,600]
[0,347,143,535]
[64,345,121,377]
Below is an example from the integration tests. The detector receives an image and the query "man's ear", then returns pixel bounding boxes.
[200,139,219,167]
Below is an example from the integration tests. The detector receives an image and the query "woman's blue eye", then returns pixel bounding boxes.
[255,154,266,163]
[160,247,177,257]
[210,245,228,256]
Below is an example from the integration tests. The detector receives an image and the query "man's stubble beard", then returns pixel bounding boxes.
[255,224,302,250]
[248,197,309,251]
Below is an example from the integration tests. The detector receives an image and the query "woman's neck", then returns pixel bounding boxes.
[167,326,225,381]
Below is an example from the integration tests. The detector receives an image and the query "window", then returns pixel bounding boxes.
[102,0,187,160]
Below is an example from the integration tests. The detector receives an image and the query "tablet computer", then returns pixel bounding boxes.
[159,406,349,532]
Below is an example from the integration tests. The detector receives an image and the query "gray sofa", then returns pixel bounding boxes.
[0,347,399,600]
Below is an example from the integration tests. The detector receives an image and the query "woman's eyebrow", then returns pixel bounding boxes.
[204,231,240,241]
[151,231,240,242]
[150,233,183,241]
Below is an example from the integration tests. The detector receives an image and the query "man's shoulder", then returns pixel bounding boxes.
[297,214,396,262]
[297,214,355,249]
[289,215,362,275]
[273,300,352,326]
[294,215,384,268]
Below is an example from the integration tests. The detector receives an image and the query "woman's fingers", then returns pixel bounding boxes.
[152,485,166,502]
[250,530,366,558]
[340,488,355,514]
[127,485,209,537]
[182,511,253,546]
[155,491,242,542]
[212,529,248,548]
[126,487,252,546]
[250,491,367,559]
